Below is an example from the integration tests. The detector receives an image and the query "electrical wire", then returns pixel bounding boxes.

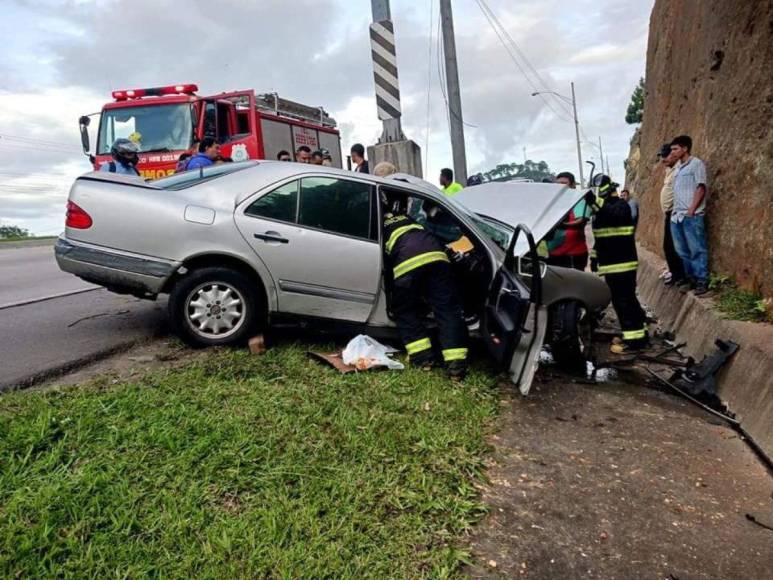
[424,0,435,177]
[473,0,573,123]
[477,0,577,120]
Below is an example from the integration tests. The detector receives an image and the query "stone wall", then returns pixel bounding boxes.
[625,0,773,298]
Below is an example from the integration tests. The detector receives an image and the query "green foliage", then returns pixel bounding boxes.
[473,159,554,184]
[0,224,31,240]
[625,77,645,125]
[708,274,771,323]
[0,344,500,577]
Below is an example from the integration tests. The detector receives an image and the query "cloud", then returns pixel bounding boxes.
[1,0,655,233]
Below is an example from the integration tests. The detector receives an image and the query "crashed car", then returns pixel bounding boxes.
[55,162,610,393]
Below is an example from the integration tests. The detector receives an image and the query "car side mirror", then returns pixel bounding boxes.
[78,115,91,155]
[517,256,547,279]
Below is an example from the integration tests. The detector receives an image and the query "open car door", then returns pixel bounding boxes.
[481,224,546,395]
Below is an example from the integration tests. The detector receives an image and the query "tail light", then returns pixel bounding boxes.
[66,201,93,229]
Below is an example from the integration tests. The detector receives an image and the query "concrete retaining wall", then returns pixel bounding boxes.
[637,246,773,457]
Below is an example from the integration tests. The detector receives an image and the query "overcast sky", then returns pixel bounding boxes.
[0,0,653,235]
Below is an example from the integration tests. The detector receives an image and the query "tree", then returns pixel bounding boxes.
[478,159,555,184]
[625,77,645,125]
[0,224,31,239]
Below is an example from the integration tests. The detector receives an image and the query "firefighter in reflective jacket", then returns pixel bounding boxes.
[382,195,469,378]
[588,175,648,353]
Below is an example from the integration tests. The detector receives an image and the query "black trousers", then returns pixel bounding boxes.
[663,211,685,281]
[392,261,469,365]
[604,270,648,347]
[547,253,588,271]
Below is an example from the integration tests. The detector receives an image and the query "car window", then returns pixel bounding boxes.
[245,180,298,223]
[299,177,372,240]
[153,161,257,190]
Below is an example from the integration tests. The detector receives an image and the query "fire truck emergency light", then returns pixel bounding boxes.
[112,84,198,101]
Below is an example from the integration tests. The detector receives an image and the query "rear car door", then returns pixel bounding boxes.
[234,176,381,321]
[481,224,546,395]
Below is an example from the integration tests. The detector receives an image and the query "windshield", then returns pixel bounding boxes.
[97,103,193,154]
[470,214,513,251]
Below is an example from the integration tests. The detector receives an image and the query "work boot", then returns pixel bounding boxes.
[447,360,468,381]
[678,278,694,294]
[610,341,647,355]
[693,281,709,296]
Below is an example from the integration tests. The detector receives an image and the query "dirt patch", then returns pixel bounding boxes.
[466,369,773,578]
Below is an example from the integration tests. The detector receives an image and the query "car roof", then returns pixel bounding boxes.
[230,161,448,206]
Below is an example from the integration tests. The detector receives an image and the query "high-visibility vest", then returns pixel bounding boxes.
[592,195,638,275]
[383,214,449,279]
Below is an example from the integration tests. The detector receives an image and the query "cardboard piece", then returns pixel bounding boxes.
[308,351,358,374]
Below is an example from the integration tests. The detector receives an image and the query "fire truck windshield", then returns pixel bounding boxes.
[97,104,193,154]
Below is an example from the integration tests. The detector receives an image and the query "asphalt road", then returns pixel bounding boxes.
[0,242,167,390]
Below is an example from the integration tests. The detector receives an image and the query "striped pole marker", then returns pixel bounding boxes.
[369,20,402,121]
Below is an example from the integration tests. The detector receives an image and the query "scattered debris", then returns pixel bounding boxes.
[670,339,739,410]
[308,352,357,374]
[248,335,266,355]
[539,348,555,365]
[342,335,404,371]
[745,513,773,532]
[586,361,617,383]
[67,309,130,328]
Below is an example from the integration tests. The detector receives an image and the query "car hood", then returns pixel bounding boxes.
[453,182,586,255]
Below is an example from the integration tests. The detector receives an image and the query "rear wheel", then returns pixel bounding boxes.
[548,300,592,374]
[169,267,260,347]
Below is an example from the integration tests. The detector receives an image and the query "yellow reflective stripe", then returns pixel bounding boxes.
[622,328,647,340]
[442,348,468,362]
[598,261,638,275]
[406,337,432,355]
[393,251,449,279]
[385,224,424,254]
[590,249,598,258]
[594,226,635,238]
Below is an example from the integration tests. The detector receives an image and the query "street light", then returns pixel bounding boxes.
[531,82,584,187]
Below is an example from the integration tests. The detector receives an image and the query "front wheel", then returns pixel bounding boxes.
[548,300,592,374]
[169,267,260,347]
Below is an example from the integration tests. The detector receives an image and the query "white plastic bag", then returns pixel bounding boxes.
[342,335,405,371]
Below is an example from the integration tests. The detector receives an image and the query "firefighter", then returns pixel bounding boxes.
[99,138,140,176]
[588,175,648,354]
[382,192,469,379]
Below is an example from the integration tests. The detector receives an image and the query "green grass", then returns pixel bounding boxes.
[709,274,771,323]
[0,236,57,243]
[0,344,499,578]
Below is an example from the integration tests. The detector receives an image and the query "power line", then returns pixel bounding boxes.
[424,0,434,177]
[436,9,477,130]
[473,0,573,123]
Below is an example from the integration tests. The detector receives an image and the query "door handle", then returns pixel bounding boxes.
[254,232,289,244]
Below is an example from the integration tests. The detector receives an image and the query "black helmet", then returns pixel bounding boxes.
[110,138,140,166]
[591,174,617,197]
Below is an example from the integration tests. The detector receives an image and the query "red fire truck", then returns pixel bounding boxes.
[79,84,342,179]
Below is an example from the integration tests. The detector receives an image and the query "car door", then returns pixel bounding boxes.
[480,224,546,395]
[234,175,382,322]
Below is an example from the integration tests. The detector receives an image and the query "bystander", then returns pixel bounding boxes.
[658,143,685,285]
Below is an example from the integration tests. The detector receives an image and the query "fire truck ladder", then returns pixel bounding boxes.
[256,93,337,128]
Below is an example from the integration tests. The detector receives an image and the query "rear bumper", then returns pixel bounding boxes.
[55,237,179,296]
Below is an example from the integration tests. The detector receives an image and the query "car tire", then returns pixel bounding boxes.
[169,267,260,348]
[548,300,592,374]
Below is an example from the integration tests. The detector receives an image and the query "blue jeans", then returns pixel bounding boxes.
[670,215,708,283]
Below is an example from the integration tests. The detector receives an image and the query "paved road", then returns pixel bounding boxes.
[0,243,167,390]
[0,242,97,308]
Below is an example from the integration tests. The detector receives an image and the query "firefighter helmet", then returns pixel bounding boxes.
[591,174,617,197]
[110,138,140,166]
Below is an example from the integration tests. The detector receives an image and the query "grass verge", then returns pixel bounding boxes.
[709,275,771,323]
[0,344,499,578]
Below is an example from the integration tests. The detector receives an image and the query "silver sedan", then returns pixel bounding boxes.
[56,162,610,393]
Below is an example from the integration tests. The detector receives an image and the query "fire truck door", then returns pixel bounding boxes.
[197,91,259,161]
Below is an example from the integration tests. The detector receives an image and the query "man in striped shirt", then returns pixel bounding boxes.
[669,135,709,296]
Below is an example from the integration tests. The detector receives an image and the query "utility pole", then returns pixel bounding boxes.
[439,0,468,185]
[570,81,584,187]
[368,0,423,176]
[606,155,611,180]
[598,136,605,175]
[523,146,527,164]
